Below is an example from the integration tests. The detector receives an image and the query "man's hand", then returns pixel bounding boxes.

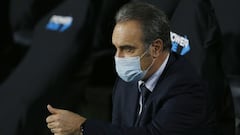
[46,104,86,135]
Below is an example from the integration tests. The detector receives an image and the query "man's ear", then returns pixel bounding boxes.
[150,39,163,58]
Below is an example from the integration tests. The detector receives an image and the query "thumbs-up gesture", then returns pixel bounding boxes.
[46,104,86,135]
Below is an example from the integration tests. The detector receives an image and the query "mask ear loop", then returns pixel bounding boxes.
[140,46,156,72]
[140,42,155,59]
[138,45,156,80]
[144,57,155,71]
[140,50,148,59]
[140,43,153,59]
[140,56,155,81]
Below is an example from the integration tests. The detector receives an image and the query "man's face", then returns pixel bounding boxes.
[112,20,153,71]
[112,20,145,58]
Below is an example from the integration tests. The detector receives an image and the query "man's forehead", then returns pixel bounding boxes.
[112,20,143,45]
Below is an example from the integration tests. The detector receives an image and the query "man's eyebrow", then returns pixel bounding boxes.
[119,44,135,49]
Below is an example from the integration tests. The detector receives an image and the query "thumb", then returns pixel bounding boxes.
[47,104,61,114]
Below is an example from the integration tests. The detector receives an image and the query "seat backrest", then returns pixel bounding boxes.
[9,0,65,32]
[168,0,235,135]
[0,0,97,134]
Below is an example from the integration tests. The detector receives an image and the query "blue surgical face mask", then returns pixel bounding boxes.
[114,51,154,82]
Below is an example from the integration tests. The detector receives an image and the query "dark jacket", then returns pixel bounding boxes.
[83,52,217,135]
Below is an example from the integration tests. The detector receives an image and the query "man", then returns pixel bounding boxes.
[46,2,217,135]
[134,1,235,135]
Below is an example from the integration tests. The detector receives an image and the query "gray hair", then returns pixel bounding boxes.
[115,2,171,51]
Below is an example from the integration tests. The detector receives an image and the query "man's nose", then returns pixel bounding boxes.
[115,51,124,57]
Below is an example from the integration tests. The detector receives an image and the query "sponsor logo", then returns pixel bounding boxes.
[46,15,73,32]
[170,31,190,55]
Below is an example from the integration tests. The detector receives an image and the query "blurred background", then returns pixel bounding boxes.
[0,0,240,135]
